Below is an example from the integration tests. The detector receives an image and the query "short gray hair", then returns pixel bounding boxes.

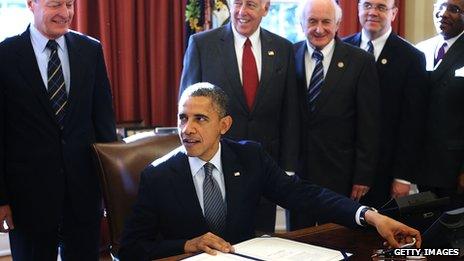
[179,82,229,118]
[298,0,343,25]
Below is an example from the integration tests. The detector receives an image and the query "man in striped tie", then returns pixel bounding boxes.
[0,0,117,260]
[290,0,381,230]
[119,82,421,260]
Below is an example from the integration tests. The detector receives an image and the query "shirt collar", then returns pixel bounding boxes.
[29,23,66,53]
[439,30,464,49]
[189,143,223,178]
[305,38,336,59]
[361,27,391,49]
[231,23,261,49]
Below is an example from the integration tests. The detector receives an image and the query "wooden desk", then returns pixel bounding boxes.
[157,223,454,260]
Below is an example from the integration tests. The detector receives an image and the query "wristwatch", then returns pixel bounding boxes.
[359,207,378,226]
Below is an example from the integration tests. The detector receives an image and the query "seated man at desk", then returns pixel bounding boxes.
[119,82,421,260]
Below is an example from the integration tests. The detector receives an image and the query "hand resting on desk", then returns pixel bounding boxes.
[184,232,235,256]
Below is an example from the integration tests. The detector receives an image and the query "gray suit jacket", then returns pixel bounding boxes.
[294,38,380,196]
[416,33,464,188]
[179,23,300,171]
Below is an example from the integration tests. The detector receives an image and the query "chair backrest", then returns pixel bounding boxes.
[92,133,181,256]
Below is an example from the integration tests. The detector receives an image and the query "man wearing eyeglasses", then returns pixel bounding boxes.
[343,0,428,209]
[416,0,464,209]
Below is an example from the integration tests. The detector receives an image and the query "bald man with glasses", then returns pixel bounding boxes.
[416,0,464,209]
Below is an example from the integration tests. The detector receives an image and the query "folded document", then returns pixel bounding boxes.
[184,237,352,261]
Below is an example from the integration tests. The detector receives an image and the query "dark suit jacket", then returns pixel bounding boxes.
[0,28,117,231]
[179,23,299,171]
[294,38,380,196]
[416,33,464,188]
[119,139,362,260]
[343,33,428,204]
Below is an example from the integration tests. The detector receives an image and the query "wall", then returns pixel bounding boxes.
[404,0,437,44]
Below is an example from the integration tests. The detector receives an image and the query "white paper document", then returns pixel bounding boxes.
[184,237,352,261]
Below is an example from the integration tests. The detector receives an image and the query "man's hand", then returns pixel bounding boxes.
[350,185,370,201]
[457,173,464,194]
[365,210,421,248]
[391,181,410,198]
[0,205,14,233]
[184,232,234,255]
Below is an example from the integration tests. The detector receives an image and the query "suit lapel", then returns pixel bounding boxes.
[312,38,348,115]
[17,28,59,127]
[63,32,84,128]
[220,141,245,233]
[252,29,275,113]
[169,151,207,225]
[294,41,310,122]
[432,34,464,83]
[376,33,398,79]
[218,25,249,113]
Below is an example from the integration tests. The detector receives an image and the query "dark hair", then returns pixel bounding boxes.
[179,82,229,118]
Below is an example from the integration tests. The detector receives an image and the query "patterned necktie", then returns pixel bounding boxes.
[367,41,374,55]
[434,42,447,66]
[46,40,67,128]
[203,162,226,235]
[307,50,324,112]
[242,38,259,110]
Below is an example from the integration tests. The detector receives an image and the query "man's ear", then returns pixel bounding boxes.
[220,115,233,135]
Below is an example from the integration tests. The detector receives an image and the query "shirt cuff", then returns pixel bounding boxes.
[355,206,368,226]
[285,171,295,176]
[394,178,411,185]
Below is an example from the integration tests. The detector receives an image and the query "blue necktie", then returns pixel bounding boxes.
[367,41,374,55]
[46,40,67,128]
[307,50,324,112]
[203,162,226,235]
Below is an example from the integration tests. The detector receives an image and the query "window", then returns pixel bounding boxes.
[261,0,305,43]
[0,0,32,41]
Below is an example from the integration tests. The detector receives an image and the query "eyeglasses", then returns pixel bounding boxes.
[434,3,463,15]
[359,2,396,13]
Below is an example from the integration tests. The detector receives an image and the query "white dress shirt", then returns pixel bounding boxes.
[188,144,226,215]
[29,24,71,94]
[232,26,262,83]
[434,30,464,64]
[361,27,392,61]
[304,39,335,90]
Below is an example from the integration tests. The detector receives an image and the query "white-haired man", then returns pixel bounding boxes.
[289,0,381,230]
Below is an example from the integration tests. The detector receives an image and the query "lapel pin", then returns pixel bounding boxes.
[268,51,275,56]
[381,58,388,65]
[338,62,344,68]
[234,172,240,177]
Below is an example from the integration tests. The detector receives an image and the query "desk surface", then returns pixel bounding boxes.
[156,223,454,261]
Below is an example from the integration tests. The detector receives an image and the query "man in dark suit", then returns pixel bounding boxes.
[343,0,428,208]
[119,82,421,260]
[416,0,464,209]
[179,0,300,233]
[0,0,117,260]
[289,0,380,230]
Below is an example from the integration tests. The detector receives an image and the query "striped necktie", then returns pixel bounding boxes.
[203,162,226,235]
[367,41,374,55]
[434,42,447,66]
[46,40,67,128]
[307,49,324,112]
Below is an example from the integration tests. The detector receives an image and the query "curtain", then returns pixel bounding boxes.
[338,0,405,37]
[71,0,185,127]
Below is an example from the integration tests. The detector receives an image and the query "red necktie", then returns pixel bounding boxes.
[242,38,259,109]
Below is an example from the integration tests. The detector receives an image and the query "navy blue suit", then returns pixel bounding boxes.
[179,23,300,233]
[343,32,428,208]
[119,139,361,260]
[0,27,117,259]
